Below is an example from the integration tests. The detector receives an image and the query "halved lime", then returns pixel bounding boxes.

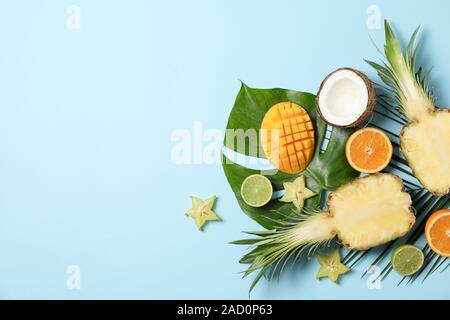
[391,244,424,276]
[240,174,273,208]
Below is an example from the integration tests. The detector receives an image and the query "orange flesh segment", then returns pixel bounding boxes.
[261,102,315,174]
[346,128,392,173]
[426,211,450,256]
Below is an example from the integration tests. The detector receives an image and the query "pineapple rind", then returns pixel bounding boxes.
[401,110,450,196]
[329,174,415,250]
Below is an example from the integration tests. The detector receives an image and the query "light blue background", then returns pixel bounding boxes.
[0,0,449,299]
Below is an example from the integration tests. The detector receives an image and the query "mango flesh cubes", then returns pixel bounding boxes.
[261,102,315,174]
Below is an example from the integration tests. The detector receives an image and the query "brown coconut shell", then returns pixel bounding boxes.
[316,67,376,128]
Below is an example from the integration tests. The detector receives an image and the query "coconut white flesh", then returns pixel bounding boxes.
[318,69,369,126]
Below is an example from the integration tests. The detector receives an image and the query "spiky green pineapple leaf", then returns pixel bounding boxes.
[233,209,333,292]
[367,20,435,121]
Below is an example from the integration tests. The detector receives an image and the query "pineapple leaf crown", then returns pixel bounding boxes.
[230,208,333,293]
[365,20,435,119]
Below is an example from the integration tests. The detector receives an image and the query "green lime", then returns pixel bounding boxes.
[240,174,273,208]
[391,244,424,276]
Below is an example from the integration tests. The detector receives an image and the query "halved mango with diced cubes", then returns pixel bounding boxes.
[260,102,315,174]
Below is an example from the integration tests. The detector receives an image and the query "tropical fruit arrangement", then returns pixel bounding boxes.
[220,21,450,291]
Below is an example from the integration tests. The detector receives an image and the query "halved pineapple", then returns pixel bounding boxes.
[288,174,415,250]
[401,111,450,195]
[367,21,450,196]
[330,173,414,250]
[234,173,415,290]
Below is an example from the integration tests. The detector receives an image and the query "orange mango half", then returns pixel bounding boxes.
[261,102,315,174]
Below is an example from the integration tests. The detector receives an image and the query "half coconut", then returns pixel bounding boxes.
[316,68,376,127]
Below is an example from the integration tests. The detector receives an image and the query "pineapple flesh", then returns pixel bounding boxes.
[402,111,450,195]
[293,174,414,250]
[293,173,415,250]
[329,173,414,250]
[368,21,450,196]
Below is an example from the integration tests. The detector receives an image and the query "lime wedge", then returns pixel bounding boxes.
[391,245,424,276]
[241,174,273,208]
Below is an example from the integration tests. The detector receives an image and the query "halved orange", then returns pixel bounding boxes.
[345,128,393,174]
[425,210,450,257]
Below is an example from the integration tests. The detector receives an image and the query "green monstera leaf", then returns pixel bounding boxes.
[222,83,358,229]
